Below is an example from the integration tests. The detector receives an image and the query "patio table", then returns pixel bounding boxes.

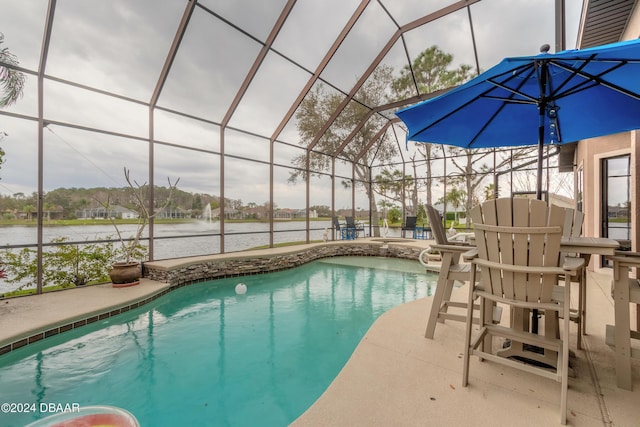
[560,236,620,256]
[561,236,620,336]
[414,226,431,240]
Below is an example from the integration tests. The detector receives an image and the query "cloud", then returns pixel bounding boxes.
[46,0,186,100]
[0,1,47,70]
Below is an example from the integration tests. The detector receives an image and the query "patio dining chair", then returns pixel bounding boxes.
[462,198,583,425]
[423,204,476,339]
[401,216,417,238]
[345,216,364,239]
[332,216,353,240]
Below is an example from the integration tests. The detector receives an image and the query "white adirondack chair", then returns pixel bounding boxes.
[462,198,583,425]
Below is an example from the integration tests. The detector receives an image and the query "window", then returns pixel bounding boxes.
[576,166,583,213]
[601,155,631,266]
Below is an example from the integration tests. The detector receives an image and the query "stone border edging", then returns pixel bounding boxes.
[143,240,423,286]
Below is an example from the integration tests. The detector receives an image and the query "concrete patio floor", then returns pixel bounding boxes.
[292,268,640,426]
[0,239,638,426]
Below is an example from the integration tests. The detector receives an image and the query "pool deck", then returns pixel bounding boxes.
[293,267,640,426]
[1,238,638,426]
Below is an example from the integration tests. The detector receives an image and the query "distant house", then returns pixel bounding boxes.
[243,206,267,219]
[116,206,139,219]
[224,208,242,220]
[273,208,317,219]
[210,208,221,219]
[76,205,138,219]
[156,207,188,219]
[29,208,65,221]
[274,208,294,219]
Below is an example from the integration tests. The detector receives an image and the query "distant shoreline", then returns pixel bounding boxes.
[0,217,339,227]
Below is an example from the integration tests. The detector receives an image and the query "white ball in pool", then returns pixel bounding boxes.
[235,283,247,295]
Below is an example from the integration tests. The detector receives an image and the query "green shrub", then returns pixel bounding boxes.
[387,207,401,223]
[1,237,124,290]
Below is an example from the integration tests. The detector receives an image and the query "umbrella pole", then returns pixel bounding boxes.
[533,102,545,335]
[536,57,548,203]
[536,128,544,201]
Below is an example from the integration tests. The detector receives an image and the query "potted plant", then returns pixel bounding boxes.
[101,167,179,287]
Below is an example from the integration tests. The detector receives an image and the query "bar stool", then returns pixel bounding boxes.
[422,204,475,339]
[607,251,640,390]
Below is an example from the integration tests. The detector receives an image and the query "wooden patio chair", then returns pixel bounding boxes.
[606,251,640,390]
[561,208,587,349]
[423,204,476,339]
[462,198,583,425]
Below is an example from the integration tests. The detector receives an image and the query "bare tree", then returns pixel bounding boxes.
[291,66,397,236]
[447,147,534,227]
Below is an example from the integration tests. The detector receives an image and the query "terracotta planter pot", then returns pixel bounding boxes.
[109,262,141,288]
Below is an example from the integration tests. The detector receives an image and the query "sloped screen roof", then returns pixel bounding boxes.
[0,0,581,260]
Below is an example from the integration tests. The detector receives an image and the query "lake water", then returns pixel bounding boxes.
[0,221,403,293]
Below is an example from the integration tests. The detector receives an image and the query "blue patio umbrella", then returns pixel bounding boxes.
[396,38,640,199]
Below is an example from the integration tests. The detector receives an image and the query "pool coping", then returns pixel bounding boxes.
[0,281,172,356]
[0,238,432,356]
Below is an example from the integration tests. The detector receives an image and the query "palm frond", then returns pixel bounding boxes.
[0,33,26,107]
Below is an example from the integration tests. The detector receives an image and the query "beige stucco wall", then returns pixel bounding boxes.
[621,2,640,40]
[573,4,640,267]
[575,131,637,267]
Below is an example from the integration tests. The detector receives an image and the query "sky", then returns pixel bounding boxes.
[0,0,583,209]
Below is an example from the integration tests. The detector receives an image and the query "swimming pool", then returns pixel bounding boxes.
[0,257,436,427]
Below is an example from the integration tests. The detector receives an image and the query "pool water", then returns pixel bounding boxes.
[0,257,436,427]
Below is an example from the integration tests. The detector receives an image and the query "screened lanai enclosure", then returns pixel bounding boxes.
[0,0,582,294]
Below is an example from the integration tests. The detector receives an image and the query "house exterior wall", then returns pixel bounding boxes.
[621,7,640,256]
[573,6,640,269]
[621,3,640,39]
[576,131,638,267]
[577,132,629,237]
